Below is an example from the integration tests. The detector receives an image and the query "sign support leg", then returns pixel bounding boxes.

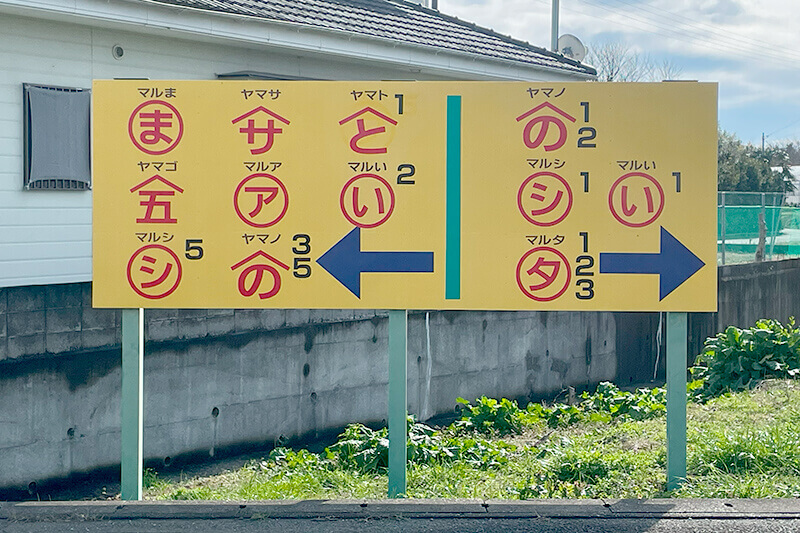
[387,309,408,498]
[121,308,144,501]
[666,311,687,491]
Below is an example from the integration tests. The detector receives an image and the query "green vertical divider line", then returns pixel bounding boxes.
[445,95,461,299]
[666,312,688,492]
[121,308,144,501]
[387,310,408,498]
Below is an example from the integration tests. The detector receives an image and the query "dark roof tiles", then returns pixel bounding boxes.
[149,0,595,75]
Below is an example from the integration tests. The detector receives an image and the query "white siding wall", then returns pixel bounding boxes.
[0,6,583,288]
[0,12,453,288]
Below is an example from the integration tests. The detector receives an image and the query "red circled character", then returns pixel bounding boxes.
[517,172,573,227]
[234,173,289,228]
[126,244,183,299]
[339,173,396,228]
[128,100,184,155]
[516,247,571,302]
[608,172,665,228]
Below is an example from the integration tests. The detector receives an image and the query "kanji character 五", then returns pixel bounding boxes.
[130,175,184,224]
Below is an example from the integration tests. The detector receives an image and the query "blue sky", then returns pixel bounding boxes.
[442,0,800,146]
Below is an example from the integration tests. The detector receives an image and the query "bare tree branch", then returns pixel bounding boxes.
[587,41,682,82]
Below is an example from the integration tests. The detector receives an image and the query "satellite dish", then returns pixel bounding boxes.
[557,34,587,62]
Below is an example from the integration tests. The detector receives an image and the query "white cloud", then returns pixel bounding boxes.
[439,0,800,142]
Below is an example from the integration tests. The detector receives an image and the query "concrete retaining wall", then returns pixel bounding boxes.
[1,258,798,494]
[686,258,800,359]
[0,285,617,493]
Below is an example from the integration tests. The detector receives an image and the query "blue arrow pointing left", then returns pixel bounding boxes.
[316,227,434,298]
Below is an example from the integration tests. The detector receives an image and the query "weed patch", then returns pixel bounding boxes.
[691,318,800,399]
[143,379,800,501]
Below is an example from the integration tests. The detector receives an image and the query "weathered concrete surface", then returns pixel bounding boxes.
[0,287,616,492]
[717,258,800,330]
[687,258,800,359]
[1,258,798,494]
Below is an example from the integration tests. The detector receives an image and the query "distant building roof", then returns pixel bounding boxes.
[148,0,596,77]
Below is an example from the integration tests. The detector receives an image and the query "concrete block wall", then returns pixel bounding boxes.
[0,282,617,491]
[0,284,120,362]
[686,258,800,360]
[0,283,381,362]
[3,258,797,493]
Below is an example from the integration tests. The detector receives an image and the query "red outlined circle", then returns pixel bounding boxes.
[127,100,184,155]
[339,173,396,228]
[608,172,665,228]
[233,173,289,228]
[517,171,573,227]
[126,244,183,300]
[515,246,571,302]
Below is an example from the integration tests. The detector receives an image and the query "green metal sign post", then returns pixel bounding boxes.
[121,308,144,501]
[387,310,408,498]
[666,311,688,491]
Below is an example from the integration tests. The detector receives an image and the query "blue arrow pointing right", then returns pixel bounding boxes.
[599,227,705,301]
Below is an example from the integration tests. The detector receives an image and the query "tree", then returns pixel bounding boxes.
[717,129,791,192]
[586,41,682,82]
[782,141,800,165]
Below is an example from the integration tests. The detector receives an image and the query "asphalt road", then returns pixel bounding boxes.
[4,517,800,533]
[6,499,800,532]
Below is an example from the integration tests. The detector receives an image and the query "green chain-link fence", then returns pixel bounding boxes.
[719,191,800,265]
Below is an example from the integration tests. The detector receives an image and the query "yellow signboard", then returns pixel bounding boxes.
[92,81,717,311]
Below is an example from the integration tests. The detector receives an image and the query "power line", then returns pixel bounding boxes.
[767,117,800,138]
[549,0,800,67]
[573,0,800,66]
[586,0,800,62]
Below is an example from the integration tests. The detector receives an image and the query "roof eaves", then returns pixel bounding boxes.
[387,0,596,76]
[130,0,596,78]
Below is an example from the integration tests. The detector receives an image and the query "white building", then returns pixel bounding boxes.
[0,0,595,290]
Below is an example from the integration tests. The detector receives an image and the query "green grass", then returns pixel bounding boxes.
[144,380,800,501]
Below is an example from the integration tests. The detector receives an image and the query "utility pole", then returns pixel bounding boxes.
[551,0,560,52]
[762,132,766,151]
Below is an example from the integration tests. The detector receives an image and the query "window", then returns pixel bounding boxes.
[23,83,91,190]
